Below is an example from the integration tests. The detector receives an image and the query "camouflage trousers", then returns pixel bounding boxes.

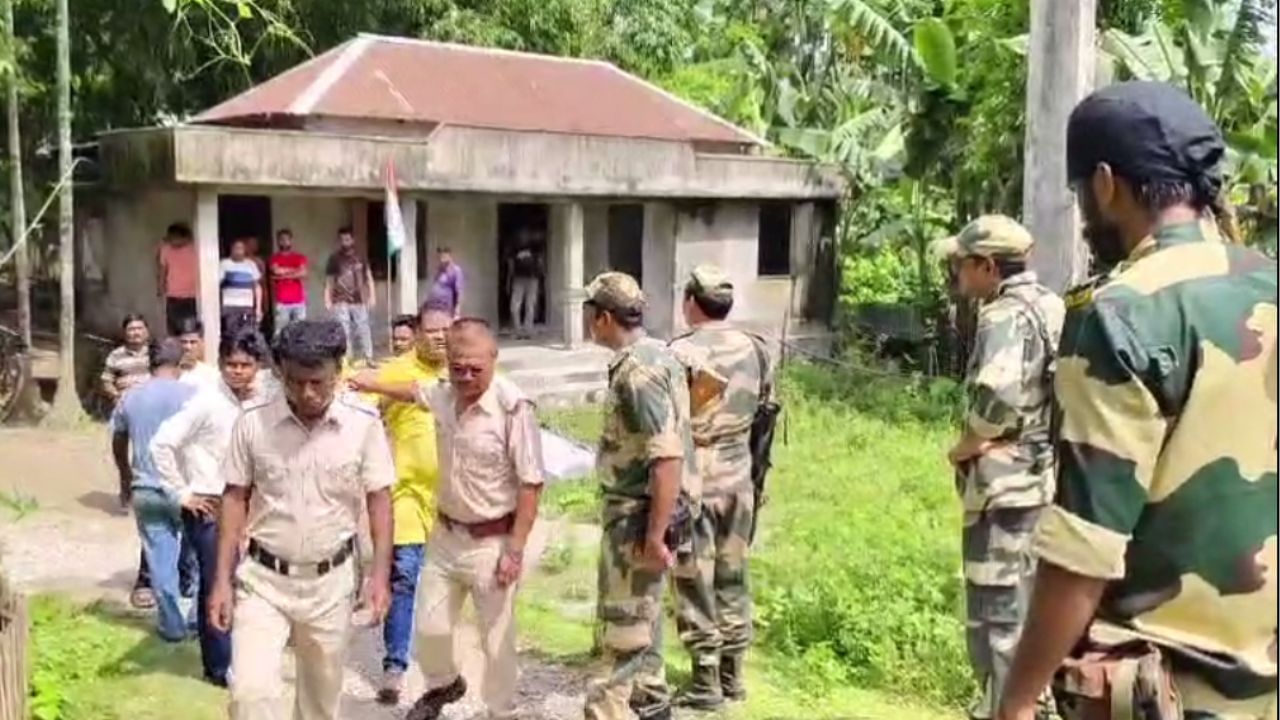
[672,488,754,666]
[1174,671,1277,720]
[962,506,1054,720]
[584,516,670,720]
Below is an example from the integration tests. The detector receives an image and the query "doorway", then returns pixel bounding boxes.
[217,195,273,336]
[497,203,549,332]
[607,204,644,280]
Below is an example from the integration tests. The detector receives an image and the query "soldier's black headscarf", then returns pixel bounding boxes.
[1066,81,1226,267]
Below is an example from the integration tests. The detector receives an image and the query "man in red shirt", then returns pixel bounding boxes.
[269,228,309,336]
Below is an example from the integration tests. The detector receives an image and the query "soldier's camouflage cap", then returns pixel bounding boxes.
[585,271,645,313]
[685,264,734,303]
[932,214,1033,260]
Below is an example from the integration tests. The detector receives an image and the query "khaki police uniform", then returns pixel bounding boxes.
[411,375,544,720]
[223,394,395,720]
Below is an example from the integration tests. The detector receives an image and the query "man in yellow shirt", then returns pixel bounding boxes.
[366,303,452,704]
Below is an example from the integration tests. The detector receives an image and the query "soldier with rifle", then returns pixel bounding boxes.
[668,265,778,710]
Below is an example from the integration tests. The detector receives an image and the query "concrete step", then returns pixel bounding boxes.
[497,344,612,372]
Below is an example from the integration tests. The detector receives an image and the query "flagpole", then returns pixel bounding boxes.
[386,223,393,355]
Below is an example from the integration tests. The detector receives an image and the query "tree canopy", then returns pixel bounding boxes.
[2,0,1276,297]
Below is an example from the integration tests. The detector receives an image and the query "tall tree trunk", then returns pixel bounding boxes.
[5,0,42,421]
[46,0,80,425]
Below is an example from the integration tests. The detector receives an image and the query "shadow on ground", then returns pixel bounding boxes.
[78,490,129,516]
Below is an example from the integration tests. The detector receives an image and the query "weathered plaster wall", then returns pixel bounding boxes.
[100,187,196,333]
[670,200,816,336]
[425,197,499,323]
[582,203,610,280]
[642,202,677,337]
[269,195,352,321]
[101,126,843,200]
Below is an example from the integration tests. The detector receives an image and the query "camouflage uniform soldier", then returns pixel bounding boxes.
[583,271,695,720]
[997,82,1278,720]
[936,216,1065,720]
[668,265,770,709]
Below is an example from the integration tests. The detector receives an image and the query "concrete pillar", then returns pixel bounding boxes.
[194,187,220,354]
[642,202,676,338]
[790,202,815,319]
[397,197,418,313]
[1023,0,1096,292]
[555,201,585,347]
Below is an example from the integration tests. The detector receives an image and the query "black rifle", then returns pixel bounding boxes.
[746,335,781,544]
[626,494,694,554]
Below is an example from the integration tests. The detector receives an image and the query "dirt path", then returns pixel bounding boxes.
[0,427,589,719]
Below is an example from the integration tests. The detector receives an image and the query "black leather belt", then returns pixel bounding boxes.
[248,537,354,578]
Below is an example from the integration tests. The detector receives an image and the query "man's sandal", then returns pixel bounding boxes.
[130,587,157,609]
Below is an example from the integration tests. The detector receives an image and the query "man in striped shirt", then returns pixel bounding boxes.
[220,238,263,337]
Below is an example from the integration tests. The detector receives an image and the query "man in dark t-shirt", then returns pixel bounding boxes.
[324,226,375,366]
[505,229,543,339]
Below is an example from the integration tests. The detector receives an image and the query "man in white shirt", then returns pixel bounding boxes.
[151,328,272,687]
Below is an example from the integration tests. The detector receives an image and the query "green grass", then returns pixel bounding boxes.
[0,486,39,519]
[535,361,972,715]
[516,520,962,720]
[539,405,605,523]
[27,595,226,720]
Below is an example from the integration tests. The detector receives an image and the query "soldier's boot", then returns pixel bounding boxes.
[675,657,724,711]
[720,654,746,702]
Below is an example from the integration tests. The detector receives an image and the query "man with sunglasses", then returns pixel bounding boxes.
[352,317,545,720]
[935,215,1065,720]
[581,271,695,720]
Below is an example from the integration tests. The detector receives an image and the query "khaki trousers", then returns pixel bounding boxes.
[228,558,357,720]
[415,524,519,720]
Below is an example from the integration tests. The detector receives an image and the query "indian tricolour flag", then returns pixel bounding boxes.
[384,158,406,255]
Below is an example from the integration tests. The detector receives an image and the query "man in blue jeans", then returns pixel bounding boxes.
[152,328,275,687]
[110,338,198,643]
[324,226,375,367]
[350,304,451,703]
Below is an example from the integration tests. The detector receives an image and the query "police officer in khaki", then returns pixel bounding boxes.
[210,319,395,720]
[351,318,546,720]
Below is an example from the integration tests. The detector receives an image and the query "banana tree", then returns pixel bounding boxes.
[1102,0,1278,245]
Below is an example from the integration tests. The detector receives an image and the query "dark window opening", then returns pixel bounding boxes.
[757,202,792,277]
[607,204,644,281]
[367,201,391,282]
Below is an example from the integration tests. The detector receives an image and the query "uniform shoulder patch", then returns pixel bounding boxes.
[1064,276,1105,310]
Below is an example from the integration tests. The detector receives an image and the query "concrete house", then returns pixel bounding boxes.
[82,34,842,399]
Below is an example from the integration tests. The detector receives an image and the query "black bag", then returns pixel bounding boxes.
[746,335,781,543]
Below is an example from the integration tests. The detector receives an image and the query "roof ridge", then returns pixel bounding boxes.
[600,64,768,147]
[289,35,374,115]
[355,32,616,70]
[195,39,355,122]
